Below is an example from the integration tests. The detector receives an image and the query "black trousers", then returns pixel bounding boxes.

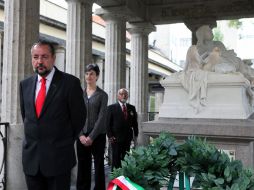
[76,134,106,190]
[25,170,71,190]
[111,140,131,171]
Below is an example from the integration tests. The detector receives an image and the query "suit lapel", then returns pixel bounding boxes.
[39,68,62,118]
[30,75,38,119]
[116,103,125,119]
[84,86,103,100]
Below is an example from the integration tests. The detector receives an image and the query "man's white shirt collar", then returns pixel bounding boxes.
[118,101,126,107]
[36,67,55,97]
[37,67,55,83]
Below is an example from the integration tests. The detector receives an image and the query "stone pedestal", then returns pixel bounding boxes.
[159,72,253,119]
[143,118,254,168]
[142,72,254,168]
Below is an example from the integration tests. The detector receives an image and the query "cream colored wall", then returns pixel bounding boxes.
[149,64,172,76]
[126,51,172,76]
[148,50,182,72]
[93,41,105,53]
[40,24,66,40]
[40,0,67,24]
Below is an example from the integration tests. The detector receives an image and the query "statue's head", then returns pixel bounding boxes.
[196,25,214,42]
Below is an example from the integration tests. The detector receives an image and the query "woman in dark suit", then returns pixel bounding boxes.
[76,64,108,190]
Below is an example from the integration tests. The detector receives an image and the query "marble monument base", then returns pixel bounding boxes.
[159,72,253,119]
[142,72,254,168]
[142,118,254,168]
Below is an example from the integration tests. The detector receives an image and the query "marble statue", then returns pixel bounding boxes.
[196,25,254,82]
[180,45,208,112]
[158,26,254,119]
[182,43,254,113]
[202,47,221,72]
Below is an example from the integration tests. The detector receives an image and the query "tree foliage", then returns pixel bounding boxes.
[213,27,224,41]
[228,20,242,29]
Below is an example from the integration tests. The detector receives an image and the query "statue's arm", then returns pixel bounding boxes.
[214,41,227,51]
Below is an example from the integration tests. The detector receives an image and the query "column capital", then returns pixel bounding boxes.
[95,7,127,22]
[127,22,156,35]
[184,19,217,33]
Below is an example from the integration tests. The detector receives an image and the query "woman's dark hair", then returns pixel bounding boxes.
[85,64,100,76]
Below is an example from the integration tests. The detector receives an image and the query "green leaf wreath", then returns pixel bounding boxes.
[111,133,254,190]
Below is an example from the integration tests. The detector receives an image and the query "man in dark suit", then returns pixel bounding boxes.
[106,88,138,171]
[19,40,86,190]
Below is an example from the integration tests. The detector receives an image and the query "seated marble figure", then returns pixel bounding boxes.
[181,45,208,111]
[164,27,254,116]
[183,44,254,111]
[195,25,254,83]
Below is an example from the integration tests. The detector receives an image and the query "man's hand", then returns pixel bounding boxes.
[85,136,93,146]
[79,135,87,145]
[79,135,93,146]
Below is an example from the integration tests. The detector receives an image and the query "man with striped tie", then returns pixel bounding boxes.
[106,88,139,171]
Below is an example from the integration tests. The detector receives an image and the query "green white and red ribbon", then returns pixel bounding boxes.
[107,176,144,190]
[168,172,191,190]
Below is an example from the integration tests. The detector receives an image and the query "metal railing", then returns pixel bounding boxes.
[0,122,8,190]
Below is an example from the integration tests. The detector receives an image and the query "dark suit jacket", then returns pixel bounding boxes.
[81,87,108,140]
[106,103,138,143]
[19,67,86,177]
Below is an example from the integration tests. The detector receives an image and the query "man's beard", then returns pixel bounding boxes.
[120,99,127,103]
[34,65,51,77]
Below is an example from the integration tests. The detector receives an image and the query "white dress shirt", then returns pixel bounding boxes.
[35,67,55,101]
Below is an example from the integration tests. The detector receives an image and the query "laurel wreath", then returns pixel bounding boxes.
[111,133,254,190]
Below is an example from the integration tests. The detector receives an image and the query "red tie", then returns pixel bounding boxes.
[122,104,128,120]
[36,77,46,117]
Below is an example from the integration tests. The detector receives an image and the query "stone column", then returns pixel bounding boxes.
[96,9,126,104]
[1,0,39,189]
[94,57,104,89]
[55,46,66,72]
[126,65,130,91]
[65,0,93,87]
[154,91,164,120]
[0,31,3,100]
[127,22,155,145]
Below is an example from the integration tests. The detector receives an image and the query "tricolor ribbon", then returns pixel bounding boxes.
[107,176,144,190]
[168,172,191,190]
